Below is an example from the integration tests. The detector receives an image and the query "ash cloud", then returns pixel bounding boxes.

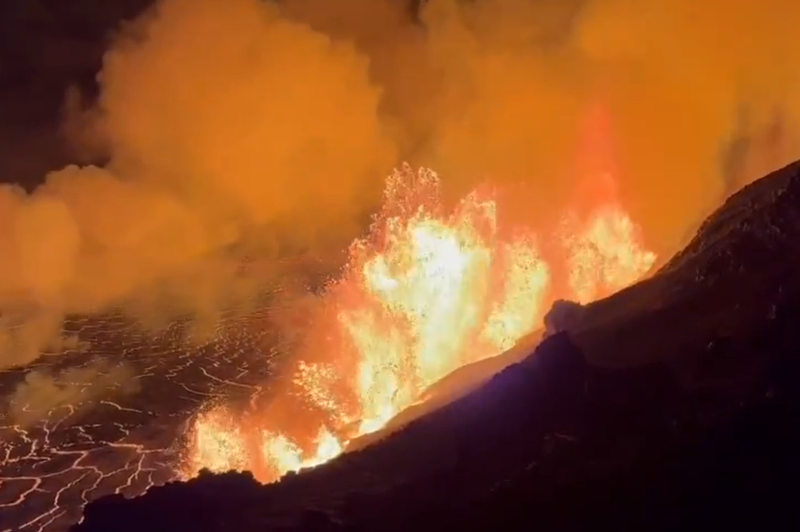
[2,0,800,370]
[0,0,395,368]
[6,359,140,428]
[282,0,800,251]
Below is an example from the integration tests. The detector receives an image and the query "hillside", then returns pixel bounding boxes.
[73,160,800,531]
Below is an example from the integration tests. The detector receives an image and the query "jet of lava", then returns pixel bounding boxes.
[183,163,655,482]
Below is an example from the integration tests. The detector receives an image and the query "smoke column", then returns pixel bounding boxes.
[1,0,799,371]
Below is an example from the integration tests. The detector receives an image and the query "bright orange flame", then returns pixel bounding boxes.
[182,164,655,482]
[261,426,344,473]
[338,166,551,433]
[560,202,658,304]
[184,407,249,476]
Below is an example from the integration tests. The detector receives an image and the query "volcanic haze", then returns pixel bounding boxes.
[1,0,799,437]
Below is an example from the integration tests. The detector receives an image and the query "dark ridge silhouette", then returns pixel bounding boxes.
[73,160,800,531]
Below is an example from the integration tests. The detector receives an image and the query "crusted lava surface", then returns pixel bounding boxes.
[68,161,800,532]
[0,303,286,532]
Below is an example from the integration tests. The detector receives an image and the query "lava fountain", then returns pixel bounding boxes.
[183,163,656,482]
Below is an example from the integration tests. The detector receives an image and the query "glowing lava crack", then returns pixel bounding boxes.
[0,309,282,532]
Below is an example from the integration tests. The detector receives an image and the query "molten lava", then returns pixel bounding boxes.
[183,164,655,482]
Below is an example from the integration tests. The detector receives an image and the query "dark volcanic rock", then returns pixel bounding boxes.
[74,161,800,532]
[543,298,586,337]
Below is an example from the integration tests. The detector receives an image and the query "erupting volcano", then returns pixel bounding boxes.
[0,98,660,532]
[5,1,800,530]
[183,158,657,482]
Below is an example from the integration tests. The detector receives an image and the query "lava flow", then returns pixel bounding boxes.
[183,164,657,482]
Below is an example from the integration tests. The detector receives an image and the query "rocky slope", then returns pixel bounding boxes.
[73,160,800,531]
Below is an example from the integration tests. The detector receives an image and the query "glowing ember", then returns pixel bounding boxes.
[182,164,656,482]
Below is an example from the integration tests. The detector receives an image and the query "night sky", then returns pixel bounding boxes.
[0,0,152,190]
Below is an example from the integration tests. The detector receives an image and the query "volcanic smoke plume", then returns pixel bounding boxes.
[1,0,800,488]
